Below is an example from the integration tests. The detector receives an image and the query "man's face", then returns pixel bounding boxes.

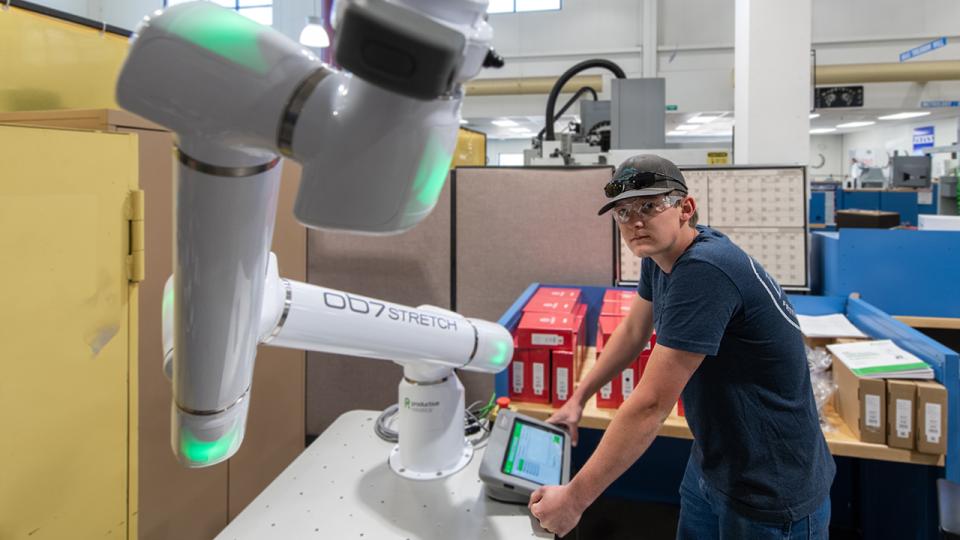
[613,193,690,257]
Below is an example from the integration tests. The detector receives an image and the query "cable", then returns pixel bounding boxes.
[544,59,626,141]
[535,86,598,143]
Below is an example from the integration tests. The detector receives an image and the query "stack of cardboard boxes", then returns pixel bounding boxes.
[812,337,947,455]
[511,288,587,405]
[595,290,659,410]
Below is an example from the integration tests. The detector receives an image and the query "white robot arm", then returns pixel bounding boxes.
[120,0,511,473]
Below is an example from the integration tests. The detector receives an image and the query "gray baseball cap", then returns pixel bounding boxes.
[598,154,688,215]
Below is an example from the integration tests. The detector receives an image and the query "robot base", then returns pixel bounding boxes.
[388,442,473,480]
[387,365,474,480]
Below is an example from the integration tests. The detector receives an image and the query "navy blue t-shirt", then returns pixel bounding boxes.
[639,226,835,522]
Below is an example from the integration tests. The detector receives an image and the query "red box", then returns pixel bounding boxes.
[527,348,551,403]
[596,359,641,409]
[515,312,579,351]
[596,316,622,352]
[523,296,579,314]
[552,349,575,406]
[602,289,637,304]
[677,398,685,417]
[532,287,581,305]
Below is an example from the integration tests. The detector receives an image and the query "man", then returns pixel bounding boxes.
[529,155,835,539]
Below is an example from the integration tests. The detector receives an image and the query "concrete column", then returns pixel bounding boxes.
[641,0,658,78]
[734,0,811,165]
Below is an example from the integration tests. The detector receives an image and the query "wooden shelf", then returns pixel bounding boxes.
[512,347,944,467]
[894,315,960,330]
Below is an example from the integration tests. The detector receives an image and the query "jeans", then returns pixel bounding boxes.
[676,458,831,540]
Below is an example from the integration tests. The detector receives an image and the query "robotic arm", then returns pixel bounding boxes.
[119,0,510,474]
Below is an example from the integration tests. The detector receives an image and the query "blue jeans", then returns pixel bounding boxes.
[677,458,831,540]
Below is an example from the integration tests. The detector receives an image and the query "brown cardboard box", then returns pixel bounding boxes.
[886,380,916,450]
[915,381,948,454]
[833,354,887,444]
[835,209,901,229]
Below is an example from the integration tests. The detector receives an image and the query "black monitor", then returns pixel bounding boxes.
[891,155,932,188]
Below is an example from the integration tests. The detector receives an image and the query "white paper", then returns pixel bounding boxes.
[512,361,524,393]
[865,394,881,428]
[896,399,912,439]
[918,190,933,205]
[556,367,569,400]
[827,339,933,379]
[925,403,942,443]
[798,314,867,338]
[532,333,563,346]
[532,363,545,395]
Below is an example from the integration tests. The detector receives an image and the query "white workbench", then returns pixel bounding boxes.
[216,410,553,540]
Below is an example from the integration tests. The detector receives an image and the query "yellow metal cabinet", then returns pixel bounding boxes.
[0,124,140,539]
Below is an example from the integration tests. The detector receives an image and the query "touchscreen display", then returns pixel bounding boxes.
[501,419,563,486]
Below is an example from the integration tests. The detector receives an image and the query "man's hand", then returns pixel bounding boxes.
[546,399,583,446]
[528,485,585,537]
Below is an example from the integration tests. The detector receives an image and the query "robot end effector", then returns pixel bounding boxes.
[117,1,507,468]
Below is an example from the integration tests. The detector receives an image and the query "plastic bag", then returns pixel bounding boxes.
[806,346,838,431]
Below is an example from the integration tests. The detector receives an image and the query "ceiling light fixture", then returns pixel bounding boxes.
[836,121,875,129]
[810,128,837,134]
[298,0,329,49]
[491,119,518,127]
[878,111,931,120]
[809,113,820,119]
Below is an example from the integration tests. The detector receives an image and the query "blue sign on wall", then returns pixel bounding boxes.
[920,100,960,108]
[913,126,935,152]
[900,37,947,62]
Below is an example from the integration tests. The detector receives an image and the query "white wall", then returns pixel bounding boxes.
[809,134,845,181]
[842,116,960,179]
[485,138,533,166]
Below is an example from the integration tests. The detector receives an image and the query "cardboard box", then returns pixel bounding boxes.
[915,381,948,454]
[833,354,887,444]
[528,348,551,403]
[552,350,575,406]
[835,209,900,229]
[886,380,916,450]
[515,312,579,351]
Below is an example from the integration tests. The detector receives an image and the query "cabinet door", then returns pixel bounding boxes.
[0,125,138,539]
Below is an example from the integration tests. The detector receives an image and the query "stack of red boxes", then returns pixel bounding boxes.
[510,287,587,405]
[595,289,658,409]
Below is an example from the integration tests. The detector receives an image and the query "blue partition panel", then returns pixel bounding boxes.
[811,229,960,318]
[840,190,880,210]
[880,190,919,225]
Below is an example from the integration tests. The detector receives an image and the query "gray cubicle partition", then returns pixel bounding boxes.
[453,166,615,403]
[305,166,615,436]
[305,183,453,437]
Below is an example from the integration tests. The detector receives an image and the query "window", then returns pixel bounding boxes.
[165,0,273,26]
[488,0,561,14]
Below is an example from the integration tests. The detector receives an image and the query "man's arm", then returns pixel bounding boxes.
[572,295,654,406]
[530,343,703,536]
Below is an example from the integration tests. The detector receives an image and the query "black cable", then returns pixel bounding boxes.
[544,59,626,141]
[536,86,598,142]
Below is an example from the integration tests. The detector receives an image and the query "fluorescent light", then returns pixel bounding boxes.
[516,0,561,12]
[836,121,875,128]
[809,113,820,119]
[675,124,699,131]
[299,16,329,48]
[810,128,837,134]
[689,115,720,124]
[459,118,469,125]
[667,131,685,136]
[509,127,532,133]
[878,111,931,120]
[491,119,518,127]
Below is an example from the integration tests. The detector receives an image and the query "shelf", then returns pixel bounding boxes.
[894,315,960,330]
[512,347,944,468]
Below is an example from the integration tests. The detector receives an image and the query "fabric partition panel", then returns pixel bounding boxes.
[305,181,453,436]
[453,166,615,403]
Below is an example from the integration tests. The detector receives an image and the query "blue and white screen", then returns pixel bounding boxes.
[501,420,563,486]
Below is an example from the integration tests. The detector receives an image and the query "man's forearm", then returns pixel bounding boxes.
[565,393,669,509]
[572,324,652,405]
